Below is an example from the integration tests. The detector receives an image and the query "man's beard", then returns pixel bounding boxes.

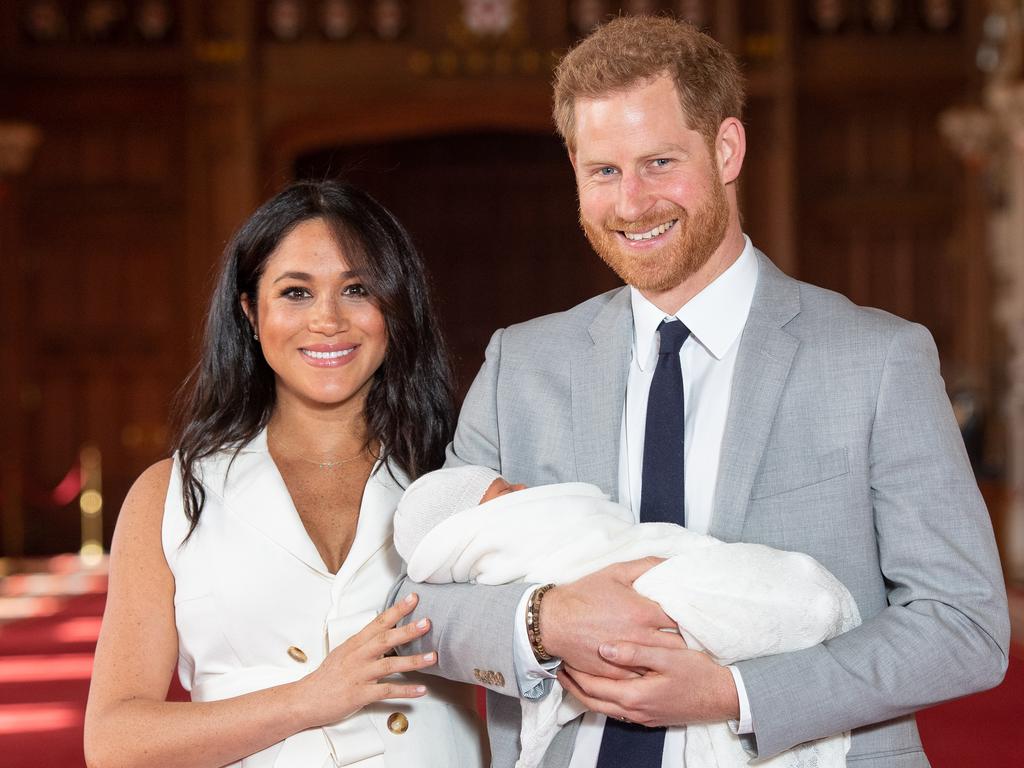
[580,179,729,293]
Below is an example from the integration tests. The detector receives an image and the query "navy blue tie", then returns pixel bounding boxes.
[639,319,689,526]
[595,318,689,768]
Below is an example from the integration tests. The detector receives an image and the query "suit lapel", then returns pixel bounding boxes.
[217,430,330,575]
[331,462,404,596]
[571,288,632,498]
[219,432,404,584]
[710,251,801,542]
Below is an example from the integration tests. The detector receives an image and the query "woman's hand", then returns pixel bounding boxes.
[86,465,443,768]
[295,592,436,727]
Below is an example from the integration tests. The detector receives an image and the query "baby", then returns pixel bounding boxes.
[395,466,860,768]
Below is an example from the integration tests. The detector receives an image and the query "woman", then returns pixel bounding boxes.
[84,181,486,767]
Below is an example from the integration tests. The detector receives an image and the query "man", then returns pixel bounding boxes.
[394,16,1009,768]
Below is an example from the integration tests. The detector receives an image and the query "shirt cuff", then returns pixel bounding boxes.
[727,665,753,734]
[512,584,560,699]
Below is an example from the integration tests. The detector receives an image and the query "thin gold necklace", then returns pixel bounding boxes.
[268,430,369,470]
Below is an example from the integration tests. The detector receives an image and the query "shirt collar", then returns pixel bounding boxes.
[630,235,759,371]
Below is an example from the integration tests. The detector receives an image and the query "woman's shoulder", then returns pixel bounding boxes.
[117,459,174,529]
[136,457,174,487]
[109,458,175,568]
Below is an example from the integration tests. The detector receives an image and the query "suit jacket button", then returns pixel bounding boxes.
[287,646,308,663]
[387,712,409,734]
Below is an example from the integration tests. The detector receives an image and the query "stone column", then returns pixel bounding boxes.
[940,0,1024,585]
[987,81,1024,584]
[942,84,1024,583]
[0,122,41,559]
[183,0,259,339]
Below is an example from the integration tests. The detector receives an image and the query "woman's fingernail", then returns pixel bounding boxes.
[600,643,618,660]
[404,593,416,604]
[423,652,435,662]
[416,618,429,629]
[416,685,427,693]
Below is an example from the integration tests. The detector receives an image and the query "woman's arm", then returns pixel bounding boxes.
[84,460,434,768]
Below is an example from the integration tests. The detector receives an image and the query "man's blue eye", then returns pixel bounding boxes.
[653,159,671,167]
[598,167,616,176]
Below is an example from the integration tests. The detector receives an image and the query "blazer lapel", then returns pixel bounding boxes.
[217,430,330,575]
[710,251,801,543]
[331,462,404,596]
[571,288,633,498]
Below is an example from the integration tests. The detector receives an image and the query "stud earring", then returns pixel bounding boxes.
[253,332,259,341]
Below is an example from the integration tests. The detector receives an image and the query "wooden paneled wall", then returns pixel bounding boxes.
[296,131,619,390]
[0,0,987,555]
[794,3,992,463]
[3,79,190,554]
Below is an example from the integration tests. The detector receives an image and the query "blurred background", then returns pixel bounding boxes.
[0,0,1022,765]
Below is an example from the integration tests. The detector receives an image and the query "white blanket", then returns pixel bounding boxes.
[397,482,861,768]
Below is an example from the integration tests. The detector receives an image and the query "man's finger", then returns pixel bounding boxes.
[565,659,642,680]
[600,641,669,671]
[559,670,639,723]
[559,669,613,707]
[563,661,643,682]
[639,626,687,650]
[608,556,666,584]
[563,664,642,704]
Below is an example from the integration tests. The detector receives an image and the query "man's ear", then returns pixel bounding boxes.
[715,117,746,185]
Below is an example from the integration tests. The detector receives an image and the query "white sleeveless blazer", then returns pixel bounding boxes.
[163,429,486,767]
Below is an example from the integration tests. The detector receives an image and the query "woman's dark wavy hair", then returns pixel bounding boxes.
[171,180,455,537]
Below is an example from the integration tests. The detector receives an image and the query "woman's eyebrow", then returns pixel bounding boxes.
[271,269,360,284]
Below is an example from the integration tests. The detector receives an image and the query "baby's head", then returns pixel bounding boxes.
[480,476,528,504]
[394,465,527,560]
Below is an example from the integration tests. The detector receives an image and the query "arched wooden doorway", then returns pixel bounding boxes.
[294,131,621,393]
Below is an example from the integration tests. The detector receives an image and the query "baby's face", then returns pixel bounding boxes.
[480,477,528,504]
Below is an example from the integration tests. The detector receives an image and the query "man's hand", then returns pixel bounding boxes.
[540,558,685,679]
[558,642,740,727]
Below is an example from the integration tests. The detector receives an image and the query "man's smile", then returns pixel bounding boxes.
[620,219,678,242]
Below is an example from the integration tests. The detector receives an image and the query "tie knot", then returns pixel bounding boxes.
[657,319,690,356]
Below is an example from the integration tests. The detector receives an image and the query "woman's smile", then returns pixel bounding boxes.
[300,343,359,366]
[242,217,388,409]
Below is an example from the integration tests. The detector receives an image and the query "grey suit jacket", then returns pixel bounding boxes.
[396,250,1010,767]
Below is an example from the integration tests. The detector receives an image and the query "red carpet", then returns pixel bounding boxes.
[0,562,1021,767]
[0,592,105,767]
[916,643,1024,767]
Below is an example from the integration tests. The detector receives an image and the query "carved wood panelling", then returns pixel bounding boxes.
[0,123,41,558]
[1,79,189,554]
[798,93,968,357]
[18,0,181,45]
[296,131,619,392]
[0,0,991,555]
[805,0,960,35]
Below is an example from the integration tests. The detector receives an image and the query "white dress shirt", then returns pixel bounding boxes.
[515,238,759,767]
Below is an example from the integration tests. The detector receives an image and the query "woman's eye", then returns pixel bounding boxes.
[342,283,369,297]
[280,286,311,299]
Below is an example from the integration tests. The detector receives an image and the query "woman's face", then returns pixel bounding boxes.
[242,218,387,410]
